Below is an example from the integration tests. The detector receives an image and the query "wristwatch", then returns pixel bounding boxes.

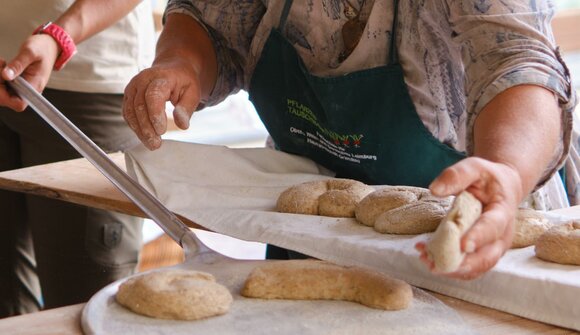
[33,22,77,71]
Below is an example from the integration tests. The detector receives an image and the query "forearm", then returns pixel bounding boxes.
[156,13,217,103]
[54,0,143,44]
[473,84,562,200]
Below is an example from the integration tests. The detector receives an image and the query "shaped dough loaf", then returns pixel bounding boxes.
[116,269,233,320]
[425,191,482,273]
[511,208,551,248]
[276,178,375,217]
[535,221,580,265]
[355,186,452,234]
[241,259,412,310]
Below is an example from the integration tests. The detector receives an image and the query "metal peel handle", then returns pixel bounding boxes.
[8,76,196,250]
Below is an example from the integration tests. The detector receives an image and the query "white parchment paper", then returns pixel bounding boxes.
[82,256,476,335]
[125,141,580,331]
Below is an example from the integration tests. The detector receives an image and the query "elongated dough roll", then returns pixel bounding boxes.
[241,259,412,310]
[425,191,482,273]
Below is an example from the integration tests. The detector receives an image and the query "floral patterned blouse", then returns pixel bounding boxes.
[165,0,579,209]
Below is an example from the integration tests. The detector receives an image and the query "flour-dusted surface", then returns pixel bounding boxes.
[125,141,580,331]
[82,256,476,335]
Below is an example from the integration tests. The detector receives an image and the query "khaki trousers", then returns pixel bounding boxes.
[0,89,142,317]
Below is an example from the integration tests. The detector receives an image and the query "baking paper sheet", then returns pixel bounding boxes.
[83,257,476,335]
[126,141,580,331]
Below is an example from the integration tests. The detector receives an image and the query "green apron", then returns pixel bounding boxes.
[248,0,465,258]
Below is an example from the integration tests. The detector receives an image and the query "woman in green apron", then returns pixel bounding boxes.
[121,0,576,279]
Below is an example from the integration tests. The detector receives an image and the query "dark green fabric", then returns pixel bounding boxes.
[249,30,465,187]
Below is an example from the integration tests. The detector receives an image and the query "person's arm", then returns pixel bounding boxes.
[122,0,266,151]
[414,0,574,280]
[419,84,562,279]
[52,0,143,45]
[0,0,142,111]
[122,13,217,150]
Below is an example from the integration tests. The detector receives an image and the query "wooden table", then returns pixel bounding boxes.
[0,155,578,335]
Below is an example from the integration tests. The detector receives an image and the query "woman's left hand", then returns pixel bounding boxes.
[415,156,523,280]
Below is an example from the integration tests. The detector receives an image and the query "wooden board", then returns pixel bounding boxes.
[0,153,200,229]
[0,292,576,335]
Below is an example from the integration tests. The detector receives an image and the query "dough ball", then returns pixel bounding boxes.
[241,259,412,310]
[276,178,375,217]
[511,208,551,248]
[535,221,580,265]
[116,269,233,320]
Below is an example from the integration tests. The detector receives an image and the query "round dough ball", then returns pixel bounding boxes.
[355,189,418,226]
[116,269,233,320]
[535,221,580,265]
[276,178,375,217]
[511,208,551,248]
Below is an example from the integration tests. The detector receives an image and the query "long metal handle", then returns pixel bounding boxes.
[8,76,197,250]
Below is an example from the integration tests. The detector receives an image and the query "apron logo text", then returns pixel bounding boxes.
[287,99,364,148]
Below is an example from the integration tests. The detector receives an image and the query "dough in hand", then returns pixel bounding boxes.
[241,259,412,311]
[511,208,551,248]
[355,186,451,234]
[535,221,580,265]
[425,191,482,273]
[276,178,375,217]
[116,269,233,320]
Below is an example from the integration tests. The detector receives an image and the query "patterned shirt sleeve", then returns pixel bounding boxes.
[445,0,577,186]
[165,0,266,106]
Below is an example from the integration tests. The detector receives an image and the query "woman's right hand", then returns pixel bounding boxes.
[123,57,204,150]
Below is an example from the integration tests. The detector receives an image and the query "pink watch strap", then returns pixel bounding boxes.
[33,22,77,71]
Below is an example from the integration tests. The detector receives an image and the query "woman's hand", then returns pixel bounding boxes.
[415,157,522,280]
[0,34,60,111]
[123,56,204,151]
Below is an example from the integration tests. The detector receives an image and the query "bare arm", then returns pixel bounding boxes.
[122,13,217,150]
[153,13,218,105]
[54,0,142,45]
[472,85,561,197]
[417,84,563,279]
